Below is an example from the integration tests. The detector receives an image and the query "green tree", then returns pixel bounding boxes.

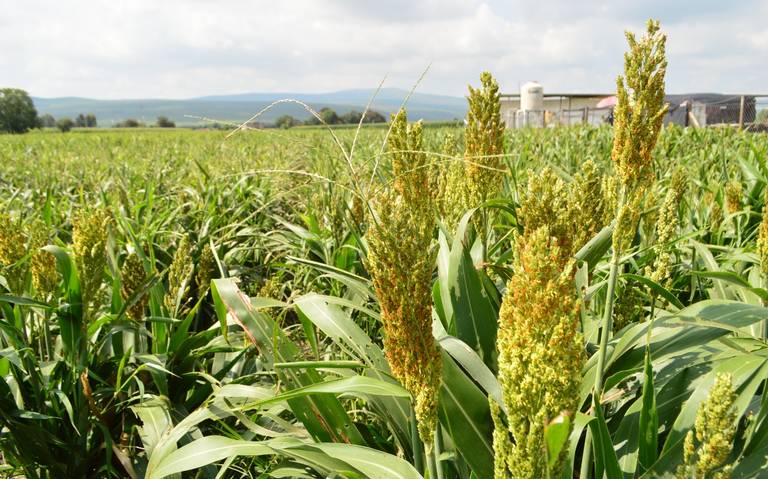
[0,88,39,133]
[85,114,97,128]
[274,115,299,129]
[156,116,175,128]
[75,114,87,128]
[56,117,74,132]
[363,110,386,123]
[305,107,339,126]
[38,114,56,128]
[117,119,141,128]
[340,111,363,124]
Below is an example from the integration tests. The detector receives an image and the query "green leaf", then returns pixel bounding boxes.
[438,351,494,479]
[131,396,173,460]
[150,436,273,478]
[545,414,571,472]
[637,348,658,474]
[588,402,622,479]
[446,214,498,370]
[574,223,613,269]
[211,279,366,446]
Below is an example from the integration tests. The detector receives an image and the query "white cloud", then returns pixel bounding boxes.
[0,0,764,98]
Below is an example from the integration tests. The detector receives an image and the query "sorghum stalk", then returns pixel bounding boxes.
[583,19,668,477]
[367,109,441,448]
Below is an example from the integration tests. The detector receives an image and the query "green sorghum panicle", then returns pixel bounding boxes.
[120,252,148,321]
[196,242,216,300]
[725,180,742,215]
[642,189,659,241]
[29,221,59,299]
[367,109,441,446]
[569,160,612,244]
[704,191,724,233]
[72,207,111,313]
[610,20,668,254]
[649,167,688,284]
[0,214,28,293]
[520,163,610,260]
[434,133,464,225]
[165,235,194,315]
[757,188,768,279]
[493,227,584,478]
[611,19,668,192]
[677,373,737,479]
[462,71,506,211]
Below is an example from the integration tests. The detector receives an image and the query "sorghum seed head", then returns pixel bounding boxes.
[367,109,441,446]
[72,207,112,313]
[757,188,768,279]
[725,180,742,215]
[493,227,584,478]
[462,72,506,210]
[121,252,148,321]
[611,19,668,191]
[676,373,736,478]
[165,235,194,316]
[29,221,59,299]
[196,242,217,300]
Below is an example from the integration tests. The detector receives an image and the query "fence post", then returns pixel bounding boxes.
[582,107,588,125]
[739,95,745,129]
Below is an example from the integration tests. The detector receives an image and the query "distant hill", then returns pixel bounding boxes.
[32,88,468,127]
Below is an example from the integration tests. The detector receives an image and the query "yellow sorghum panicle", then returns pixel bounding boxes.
[120,252,148,321]
[520,164,610,261]
[704,190,724,233]
[164,235,194,315]
[258,275,282,299]
[0,214,28,293]
[757,188,768,279]
[725,180,742,215]
[367,109,441,446]
[649,167,688,284]
[613,279,644,330]
[610,20,667,255]
[569,160,612,246]
[493,227,584,478]
[433,133,464,225]
[196,242,216,300]
[462,72,506,210]
[611,20,668,191]
[676,373,737,479]
[72,208,111,313]
[613,188,645,254]
[642,189,659,241]
[29,222,59,299]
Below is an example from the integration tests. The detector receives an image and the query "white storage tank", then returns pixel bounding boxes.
[520,81,544,111]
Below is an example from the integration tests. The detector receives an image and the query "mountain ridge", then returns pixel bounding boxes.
[32,88,468,126]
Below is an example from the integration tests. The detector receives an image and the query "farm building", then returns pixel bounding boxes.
[501,84,763,128]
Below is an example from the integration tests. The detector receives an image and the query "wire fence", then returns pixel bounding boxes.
[503,94,768,129]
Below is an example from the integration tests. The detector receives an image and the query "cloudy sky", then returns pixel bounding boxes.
[1,1,766,99]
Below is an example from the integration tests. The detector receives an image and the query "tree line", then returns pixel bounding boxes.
[2,87,389,133]
[0,88,177,133]
[274,107,386,129]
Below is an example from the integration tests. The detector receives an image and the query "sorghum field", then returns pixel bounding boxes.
[3,22,768,479]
